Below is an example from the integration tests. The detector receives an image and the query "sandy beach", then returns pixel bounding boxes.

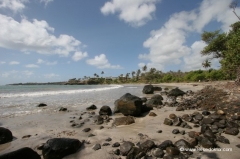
[0,82,239,159]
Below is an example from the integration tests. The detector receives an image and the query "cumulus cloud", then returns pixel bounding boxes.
[44,73,59,78]
[37,59,45,64]
[101,0,160,27]
[9,61,20,65]
[25,64,39,68]
[72,52,88,61]
[0,14,85,57]
[86,54,122,69]
[140,0,239,71]
[0,0,28,12]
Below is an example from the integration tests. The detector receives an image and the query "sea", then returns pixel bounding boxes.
[0,84,145,117]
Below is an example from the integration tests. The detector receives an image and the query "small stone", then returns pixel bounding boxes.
[112,142,120,147]
[114,149,120,155]
[149,112,157,117]
[217,110,225,115]
[166,147,180,155]
[37,103,47,107]
[158,140,173,150]
[88,134,95,137]
[151,148,164,158]
[195,114,203,120]
[236,144,240,148]
[105,137,112,142]
[176,106,184,111]
[93,144,101,150]
[157,130,162,133]
[102,143,110,146]
[180,130,185,135]
[164,118,173,126]
[202,118,214,125]
[169,114,177,119]
[86,104,97,110]
[59,107,67,111]
[82,128,91,132]
[202,110,211,116]
[99,126,104,129]
[22,135,31,139]
[216,135,230,144]
[225,128,239,136]
[173,117,182,126]
[172,129,180,134]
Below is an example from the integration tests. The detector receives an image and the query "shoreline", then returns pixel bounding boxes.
[0,82,239,159]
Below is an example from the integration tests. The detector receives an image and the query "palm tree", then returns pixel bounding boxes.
[136,69,141,81]
[131,71,136,79]
[202,60,211,70]
[125,73,130,81]
[101,71,104,76]
[142,65,147,72]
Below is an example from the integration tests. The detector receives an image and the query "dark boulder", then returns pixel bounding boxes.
[126,147,141,159]
[142,85,154,94]
[216,136,230,144]
[141,97,147,103]
[139,140,155,153]
[0,147,40,159]
[166,147,180,156]
[59,107,67,111]
[146,94,163,107]
[112,116,135,126]
[94,115,104,125]
[164,118,173,126]
[114,93,142,116]
[86,104,97,110]
[142,104,153,113]
[0,127,13,144]
[168,87,185,97]
[120,141,135,156]
[225,128,239,136]
[99,105,112,116]
[37,103,47,107]
[153,86,162,91]
[158,140,173,150]
[151,148,164,158]
[198,136,215,148]
[42,138,82,159]
[174,139,192,149]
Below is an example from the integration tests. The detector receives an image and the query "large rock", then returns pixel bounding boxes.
[37,103,47,107]
[112,116,135,126]
[42,138,82,159]
[153,86,162,91]
[142,85,154,94]
[99,105,112,115]
[168,87,185,97]
[120,141,135,156]
[139,140,156,153]
[0,147,40,159]
[146,94,163,107]
[114,93,143,116]
[0,127,13,144]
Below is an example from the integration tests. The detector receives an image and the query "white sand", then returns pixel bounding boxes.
[0,82,239,159]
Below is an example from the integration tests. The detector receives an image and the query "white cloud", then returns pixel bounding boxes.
[22,70,33,76]
[0,14,84,57]
[101,0,160,27]
[44,73,59,78]
[2,70,17,77]
[46,61,57,65]
[9,61,20,65]
[0,0,28,12]
[36,59,57,65]
[86,54,122,69]
[0,61,6,64]
[140,0,239,71]
[25,64,39,68]
[37,59,45,64]
[40,0,53,6]
[72,51,88,61]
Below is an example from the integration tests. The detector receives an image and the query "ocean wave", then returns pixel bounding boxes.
[0,85,123,98]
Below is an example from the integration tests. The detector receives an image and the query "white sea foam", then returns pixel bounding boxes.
[0,85,123,98]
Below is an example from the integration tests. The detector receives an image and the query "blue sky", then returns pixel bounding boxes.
[0,0,239,85]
